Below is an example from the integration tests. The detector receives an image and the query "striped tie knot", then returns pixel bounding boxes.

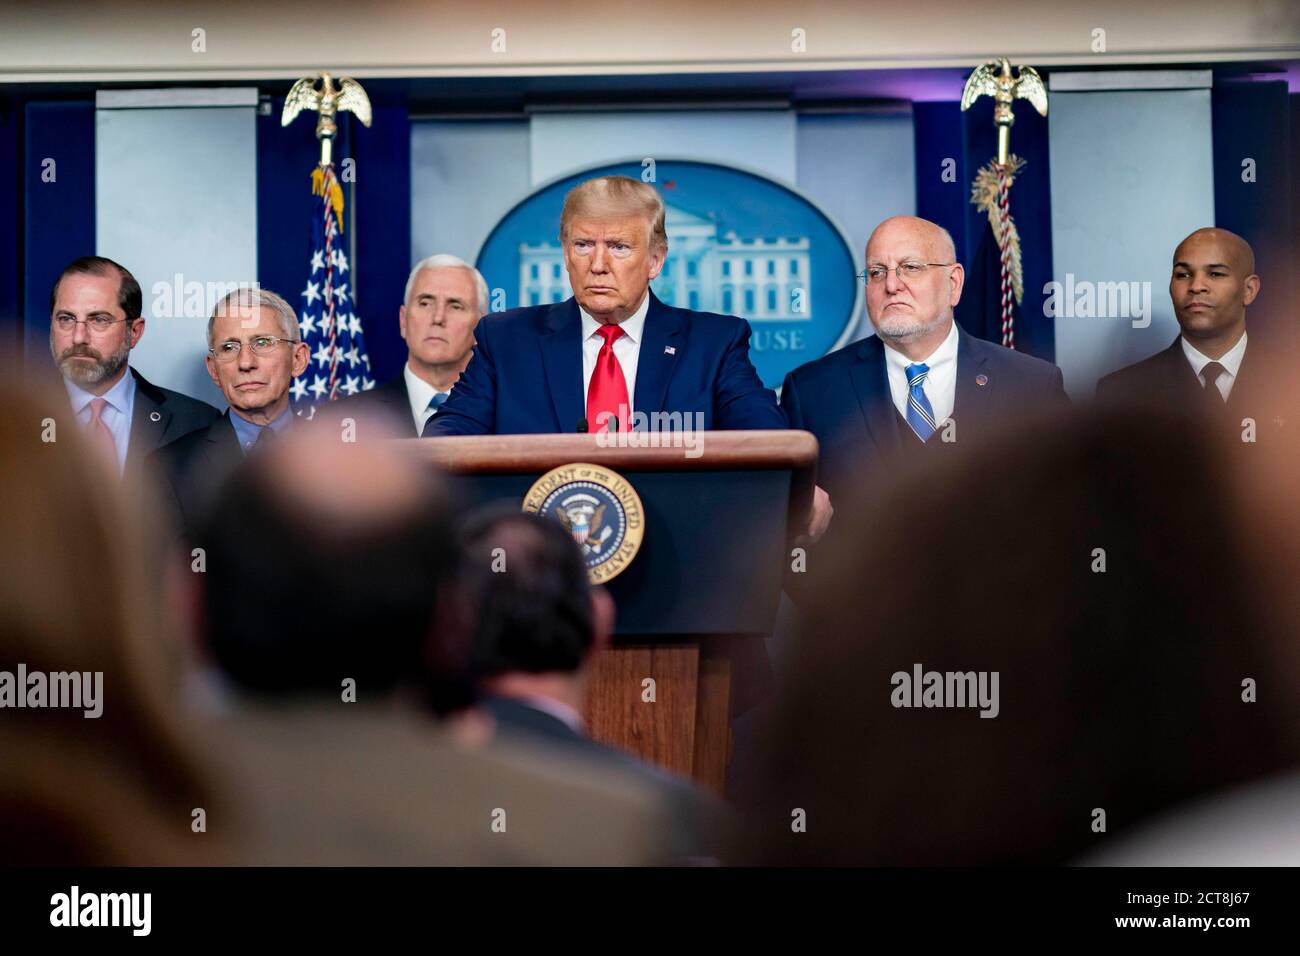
[906,363,930,387]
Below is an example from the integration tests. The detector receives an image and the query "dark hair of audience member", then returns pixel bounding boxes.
[456,509,597,680]
[0,382,224,864]
[745,404,1300,865]
[194,437,473,713]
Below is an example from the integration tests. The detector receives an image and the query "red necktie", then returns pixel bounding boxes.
[587,324,629,433]
[87,398,119,469]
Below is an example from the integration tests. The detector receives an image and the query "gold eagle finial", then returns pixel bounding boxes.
[281,72,372,167]
[961,58,1048,166]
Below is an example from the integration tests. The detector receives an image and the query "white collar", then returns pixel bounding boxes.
[403,362,442,410]
[579,290,650,344]
[1181,331,1248,379]
[881,318,960,372]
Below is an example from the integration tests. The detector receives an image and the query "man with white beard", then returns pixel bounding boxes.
[780,216,1068,565]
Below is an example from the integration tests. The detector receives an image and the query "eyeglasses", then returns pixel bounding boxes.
[52,315,131,333]
[857,262,956,286]
[209,335,300,362]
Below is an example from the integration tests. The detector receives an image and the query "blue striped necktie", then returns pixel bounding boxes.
[428,392,449,413]
[905,363,937,442]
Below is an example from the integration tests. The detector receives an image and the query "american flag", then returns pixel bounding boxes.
[290,163,373,418]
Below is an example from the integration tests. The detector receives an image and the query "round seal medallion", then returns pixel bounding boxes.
[521,463,645,584]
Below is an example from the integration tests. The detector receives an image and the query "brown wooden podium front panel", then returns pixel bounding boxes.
[585,641,733,796]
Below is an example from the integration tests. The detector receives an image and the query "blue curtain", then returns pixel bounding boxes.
[22,101,95,370]
[1212,80,1296,352]
[914,96,1055,362]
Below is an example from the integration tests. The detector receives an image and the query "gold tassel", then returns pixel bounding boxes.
[310,166,346,233]
[970,155,1026,305]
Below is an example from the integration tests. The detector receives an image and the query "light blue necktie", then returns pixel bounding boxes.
[905,363,937,443]
[427,392,448,414]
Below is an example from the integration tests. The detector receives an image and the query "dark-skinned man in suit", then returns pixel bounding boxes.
[1096,227,1294,442]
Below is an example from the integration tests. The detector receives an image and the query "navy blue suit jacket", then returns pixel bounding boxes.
[425,292,785,435]
[781,326,1068,508]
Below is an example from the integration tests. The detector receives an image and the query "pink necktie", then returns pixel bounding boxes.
[87,398,119,468]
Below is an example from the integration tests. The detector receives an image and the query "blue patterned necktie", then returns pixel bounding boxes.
[428,392,449,414]
[905,363,937,443]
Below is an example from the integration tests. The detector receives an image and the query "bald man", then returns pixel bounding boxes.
[1096,228,1280,425]
[781,216,1068,548]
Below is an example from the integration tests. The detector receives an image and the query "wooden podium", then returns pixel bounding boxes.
[410,430,817,795]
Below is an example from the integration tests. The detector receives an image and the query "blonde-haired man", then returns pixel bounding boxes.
[424,175,784,436]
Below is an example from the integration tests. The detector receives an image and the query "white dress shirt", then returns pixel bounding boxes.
[580,292,649,419]
[64,368,136,476]
[882,319,960,426]
[404,363,450,435]
[1181,332,1247,401]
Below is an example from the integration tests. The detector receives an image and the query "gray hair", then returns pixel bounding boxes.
[207,286,300,348]
[403,255,490,316]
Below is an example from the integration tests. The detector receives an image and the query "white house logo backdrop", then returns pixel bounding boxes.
[477,160,860,389]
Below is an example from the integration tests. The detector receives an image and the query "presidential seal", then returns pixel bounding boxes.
[521,463,645,584]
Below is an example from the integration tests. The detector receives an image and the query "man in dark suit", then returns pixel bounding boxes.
[325,254,487,438]
[47,256,219,479]
[424,175,784,437]
[1096,228,1291,440]
[781,216,1068,542]
[150,287,309,544]
[457,509,722,859]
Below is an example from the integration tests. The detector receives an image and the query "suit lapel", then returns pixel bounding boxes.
[633,292,683,417]
[126,368,172,475]
[1160,336,1203,400]
[538,300,586,432]
[953,328,991,431]
[849,336,902,459]
[204,412,243,467]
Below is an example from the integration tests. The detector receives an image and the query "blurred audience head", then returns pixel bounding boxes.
[0,381,221,863]
[195,431,466,707]
[457,510,613,686]
[746,404,1300,865]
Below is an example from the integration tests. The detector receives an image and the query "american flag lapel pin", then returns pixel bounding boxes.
[664,346,676,355]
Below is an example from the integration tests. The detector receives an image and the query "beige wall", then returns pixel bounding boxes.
[2,0,1298,82]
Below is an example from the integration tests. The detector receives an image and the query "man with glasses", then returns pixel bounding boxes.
[780,216,1067,550]
[150,287,310,544]
[47,256,219,478]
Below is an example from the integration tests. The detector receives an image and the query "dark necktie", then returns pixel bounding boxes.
[252,425,278,452]
[1201,361,1228,405]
